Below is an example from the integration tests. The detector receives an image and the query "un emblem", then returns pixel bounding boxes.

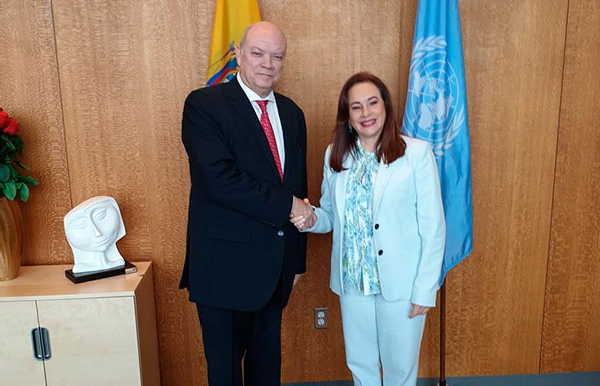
[403,36,465,157]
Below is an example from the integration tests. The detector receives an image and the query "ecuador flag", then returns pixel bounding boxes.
[206,0,261,86]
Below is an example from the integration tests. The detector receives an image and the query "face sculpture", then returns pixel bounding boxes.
[64,196,126,274]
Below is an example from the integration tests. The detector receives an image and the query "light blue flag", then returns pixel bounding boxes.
[403,0,473,284]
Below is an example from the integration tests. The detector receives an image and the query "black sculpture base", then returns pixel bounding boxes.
[65,261,137,284]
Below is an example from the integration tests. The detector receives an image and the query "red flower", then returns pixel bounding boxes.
[3,119,19,135]
[0,111,9,129]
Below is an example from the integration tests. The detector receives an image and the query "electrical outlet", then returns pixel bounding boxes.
[314,307,328,329]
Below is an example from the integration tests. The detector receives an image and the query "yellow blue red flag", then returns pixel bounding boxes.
[206,0,261,86]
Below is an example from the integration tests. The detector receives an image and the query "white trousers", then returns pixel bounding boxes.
[339,291,426,386]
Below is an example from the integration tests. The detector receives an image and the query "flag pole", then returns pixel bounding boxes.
[439,282,446,386]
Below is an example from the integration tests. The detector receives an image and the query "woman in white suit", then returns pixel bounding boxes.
[292,72,445,386]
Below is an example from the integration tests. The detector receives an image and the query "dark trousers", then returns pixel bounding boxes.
[196,276,292,386]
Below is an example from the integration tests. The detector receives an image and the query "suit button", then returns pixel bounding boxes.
[374,224,379,230]
[277,230,284,237]
[378,249,383,256]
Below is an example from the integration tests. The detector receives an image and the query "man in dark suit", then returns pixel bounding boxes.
[179,21,312,386]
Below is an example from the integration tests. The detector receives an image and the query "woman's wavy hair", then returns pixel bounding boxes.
[329,72,406,172]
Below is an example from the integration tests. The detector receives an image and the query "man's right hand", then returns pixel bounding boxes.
[290,197,316,230]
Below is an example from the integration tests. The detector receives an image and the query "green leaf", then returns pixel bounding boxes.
[8,165,17,178]
[3,181,16,200]
[0,164,9,182]
[19,175,39,185]
[4,140,15,151]
[15,160,31,170]
[11,136,24,147]
[19,183,30,202]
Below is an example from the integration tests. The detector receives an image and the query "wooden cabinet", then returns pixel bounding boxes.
[0,262,160,386]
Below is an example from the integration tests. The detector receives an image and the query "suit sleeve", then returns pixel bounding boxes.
[303,146,334,234]
[411,142,446,307]
[293,108,309,274]
[182,91,292,227]
[298,108,308,204]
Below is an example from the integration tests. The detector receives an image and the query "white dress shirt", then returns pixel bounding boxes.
[236,75,285,170]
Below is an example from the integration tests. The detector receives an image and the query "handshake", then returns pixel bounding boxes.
[290,196,317,231]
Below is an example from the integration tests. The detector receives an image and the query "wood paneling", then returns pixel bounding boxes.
[541,0,600,373]
[2,0,600,384]
[262,0,409,381]
[445,0,568,375]
[50,1,213,384]
[0,0,72,265]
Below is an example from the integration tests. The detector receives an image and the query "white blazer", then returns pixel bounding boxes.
[306,136,446,307]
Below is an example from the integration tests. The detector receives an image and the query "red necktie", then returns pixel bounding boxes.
[256,100,284,181]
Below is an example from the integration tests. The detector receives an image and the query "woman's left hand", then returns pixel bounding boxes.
[409,303,432,318]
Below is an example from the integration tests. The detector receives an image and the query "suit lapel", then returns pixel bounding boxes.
[335,155,353,223]
[223,79,282,182]
[372,160,392,219]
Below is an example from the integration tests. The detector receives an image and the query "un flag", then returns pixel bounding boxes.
[403,0,473,284]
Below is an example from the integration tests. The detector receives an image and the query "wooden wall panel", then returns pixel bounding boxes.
[3,0,600,384]
[261,0,412,381]
[50,1,213,384]
[445,0,567,375]
[541,0,600,373]
[0,0,72,265]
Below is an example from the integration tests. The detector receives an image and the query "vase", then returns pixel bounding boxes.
[0,197,23,280]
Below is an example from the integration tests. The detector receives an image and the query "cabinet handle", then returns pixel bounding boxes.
[31,327,52,360]
[31,328,43,360]
[40,327,52,360]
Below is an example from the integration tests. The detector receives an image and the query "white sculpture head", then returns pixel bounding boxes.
[64,196,126,274]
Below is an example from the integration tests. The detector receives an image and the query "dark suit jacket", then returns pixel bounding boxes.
[179,78,308,311]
